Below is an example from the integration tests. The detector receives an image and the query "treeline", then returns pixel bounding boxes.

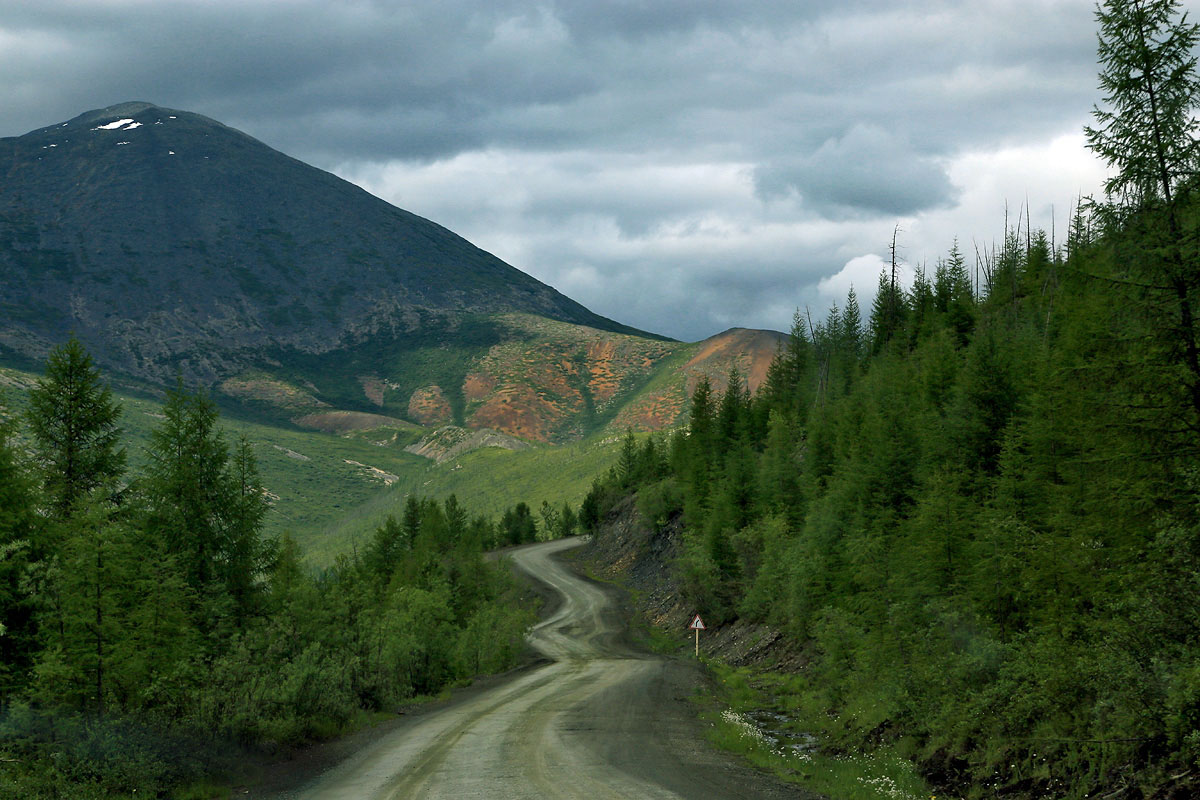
[579,3,1200,787]
[0,341,534,799]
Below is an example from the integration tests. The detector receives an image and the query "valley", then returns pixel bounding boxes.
[0,312,780,564]
[0,362,619,562]
[259,537,807,800]
[0,102,786,563]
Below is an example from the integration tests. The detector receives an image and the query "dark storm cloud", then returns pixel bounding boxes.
[3,0,1099,166]
[755,125,956,216]
[0,0,1151,339]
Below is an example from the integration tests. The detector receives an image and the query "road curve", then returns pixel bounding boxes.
[280,537,808,800]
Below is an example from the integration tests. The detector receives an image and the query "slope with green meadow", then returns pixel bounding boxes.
[1,363,631,563]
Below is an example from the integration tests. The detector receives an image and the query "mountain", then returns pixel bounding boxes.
[0,101,650,381]
[0,102,782,445]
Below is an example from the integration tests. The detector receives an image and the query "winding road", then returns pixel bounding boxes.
[276,537,808,799]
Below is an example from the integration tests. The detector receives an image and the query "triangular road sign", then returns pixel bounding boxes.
[689,614,706,630]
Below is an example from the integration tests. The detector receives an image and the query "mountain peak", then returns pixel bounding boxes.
[76,100,163,120]
[24,102,175,136]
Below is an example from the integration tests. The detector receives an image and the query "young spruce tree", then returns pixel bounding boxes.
[26,337,125,517]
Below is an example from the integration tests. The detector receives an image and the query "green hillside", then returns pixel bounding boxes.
[1,364,622,564]
[315,435,626,563]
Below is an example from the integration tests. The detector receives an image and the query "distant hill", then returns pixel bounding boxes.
[0,102,783,445]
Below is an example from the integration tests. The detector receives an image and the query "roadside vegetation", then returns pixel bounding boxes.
[703,664,932,800]
[0,341,537,798]
[579,2,1200,796]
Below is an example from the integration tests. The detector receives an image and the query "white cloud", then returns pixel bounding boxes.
[817,254,890,312]
[332,126,1110,341]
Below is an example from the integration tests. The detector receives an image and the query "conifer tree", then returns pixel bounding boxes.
[366,515,407,581]
[26,337,125,517]
[1086,0,1200,210]
[716,369,749,447]
[33,498,133,712]
[500,503,537,545]
[842,287,863,362]
[616,430,640,488]
[402,495,422,545]
[688,375,715,447]
[142,384,269,624]
[685,376,716,505]
[143,383,228,595]
[444,494,468,543]
[1086,0,1200,422]
[908,264,934,343]
[559,502,578,537]
[934,240,975,345]
[224,435,272,614]
[758,410,800,518]
[869,271,908,354]
[579,480,603,533]
[778,309,813,420]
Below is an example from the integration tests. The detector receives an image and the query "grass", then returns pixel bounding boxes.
[629,608,684,655]
[311,434,624,563]
[699,663,946,800]
[94,383,429,556]
[1,364,622,566]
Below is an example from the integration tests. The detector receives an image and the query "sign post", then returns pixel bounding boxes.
[689,614,706,658]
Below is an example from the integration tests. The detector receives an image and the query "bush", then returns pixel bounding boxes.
[636,478,682,532]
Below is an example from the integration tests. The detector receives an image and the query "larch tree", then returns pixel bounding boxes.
[26,337,125,517]
[1086,0,1200,209]
[141,383,269,627]
[1085,0,1200,424]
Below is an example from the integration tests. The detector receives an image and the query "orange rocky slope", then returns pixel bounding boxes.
[416,316,786,443]
[608,327,787,432]
[286,314,786,447]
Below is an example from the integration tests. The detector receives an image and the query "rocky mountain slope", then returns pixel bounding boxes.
[0,101,646,383]
[277,316,786,444]
[1,102,785,448]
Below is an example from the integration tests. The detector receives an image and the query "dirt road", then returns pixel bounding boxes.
[276,537,811,799]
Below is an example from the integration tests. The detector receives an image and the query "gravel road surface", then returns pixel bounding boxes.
[274,537,812,799]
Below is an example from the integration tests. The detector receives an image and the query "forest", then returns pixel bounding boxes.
[579,1,1200,795]
[0,348,537,798]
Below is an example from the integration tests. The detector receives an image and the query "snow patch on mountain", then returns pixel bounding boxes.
[93,118,135,131]
[92,119,143,132]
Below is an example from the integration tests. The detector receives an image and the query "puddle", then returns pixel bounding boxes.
[724,709,819,758]
[749,710,819,753]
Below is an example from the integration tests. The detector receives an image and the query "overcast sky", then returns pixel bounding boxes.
[5,0,1188,341]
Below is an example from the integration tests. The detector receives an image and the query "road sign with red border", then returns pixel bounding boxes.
[689,614,706,630]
